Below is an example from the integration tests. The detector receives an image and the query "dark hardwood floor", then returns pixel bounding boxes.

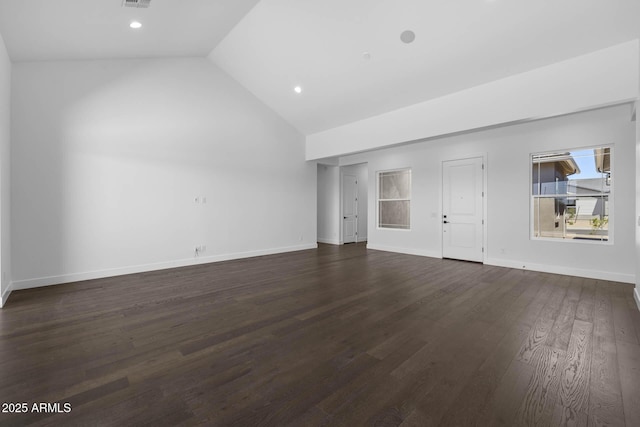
[1,243,639,426]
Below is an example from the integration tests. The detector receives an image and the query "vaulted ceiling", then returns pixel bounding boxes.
[211,0,640,134]
[0,0,259,61]
[0,0,638,135]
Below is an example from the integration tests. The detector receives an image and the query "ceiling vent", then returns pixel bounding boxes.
[122,0,151,8]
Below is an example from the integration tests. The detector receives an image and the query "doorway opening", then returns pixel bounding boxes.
[316,162,368,245]
[341,163,368,244]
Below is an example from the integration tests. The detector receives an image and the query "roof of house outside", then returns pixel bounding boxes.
[533,153,581,176]
[594,147,611,173]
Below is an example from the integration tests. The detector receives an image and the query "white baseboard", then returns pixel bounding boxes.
[317,237,341,245]
[10,243,318,292]
[1,282,12,308]
[318,238,368,245]
[634,287,640,312]
[366,243,442,259]
[485,257,635,284]
[360,246,634,284]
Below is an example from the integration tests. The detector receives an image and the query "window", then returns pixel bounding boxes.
[378,169,411,229]
[531,146,611,242]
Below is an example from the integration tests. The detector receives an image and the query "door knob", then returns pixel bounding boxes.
[443,220,449,224]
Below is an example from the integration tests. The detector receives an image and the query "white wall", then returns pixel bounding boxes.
[307,40,639,160]
[341,105,636,283]
[11,58,316,290]
[0,33,10,307]
[341,163,368,242]
[317,164,340,244]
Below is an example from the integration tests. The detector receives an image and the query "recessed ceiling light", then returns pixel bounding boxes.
[362,52,371,60]
[294,86,302,94]
[130,21,142,29]
[400,30,415,44]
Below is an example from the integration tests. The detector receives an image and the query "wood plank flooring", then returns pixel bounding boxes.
[0,243,639,426]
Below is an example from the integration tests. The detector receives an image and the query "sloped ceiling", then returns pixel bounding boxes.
[0,0,260,61]
[211,0,640,135]
[0,1,638,136]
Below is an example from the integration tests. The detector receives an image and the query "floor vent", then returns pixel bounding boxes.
[122,0,151,8]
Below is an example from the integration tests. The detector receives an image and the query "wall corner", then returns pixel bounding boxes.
[0,282,12,308]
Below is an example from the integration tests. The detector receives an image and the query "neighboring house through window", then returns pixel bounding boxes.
[531,146,611,242]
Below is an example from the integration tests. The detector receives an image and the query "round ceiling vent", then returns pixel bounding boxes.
[400,30,416,44]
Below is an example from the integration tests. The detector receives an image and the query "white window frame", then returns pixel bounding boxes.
[377,168,411,230]
[530,144,613,245]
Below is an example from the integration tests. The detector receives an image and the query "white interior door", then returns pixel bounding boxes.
[442,157,484,262]
[342,174,358,243]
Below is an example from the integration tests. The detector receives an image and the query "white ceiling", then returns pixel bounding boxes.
[211,0,640,135]
[0,0,638,136]
[0,0,259,61]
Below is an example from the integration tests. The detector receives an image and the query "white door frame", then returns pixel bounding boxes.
[441,154,487,263]
[339,163,369,245]
[341,173,358,244]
